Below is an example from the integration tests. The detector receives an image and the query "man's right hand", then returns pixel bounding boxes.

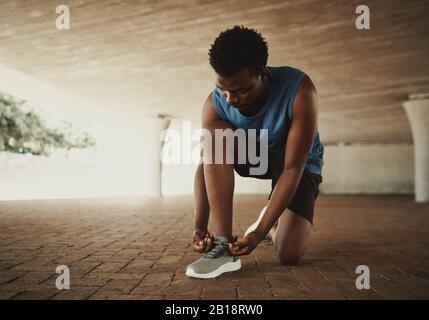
[192,229,214,253]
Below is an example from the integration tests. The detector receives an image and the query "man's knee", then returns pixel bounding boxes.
[277,247,304,266]
[278,253,302,266]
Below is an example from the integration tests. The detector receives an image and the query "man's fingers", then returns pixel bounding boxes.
[193,240,207,253]
[193,230,213,243]
[201,233,214,252]
[204,241,214,253]
[235,247,250,256]
[193,234,215,253]
[229,244,250,256]
[228,241,250,256]
[232,240,247,249]
[193,244,204,252]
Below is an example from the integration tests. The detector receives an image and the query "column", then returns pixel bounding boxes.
[403,97,429,202]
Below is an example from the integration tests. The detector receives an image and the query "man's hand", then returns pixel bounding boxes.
[192,229,215,253]
[228,231,264,256]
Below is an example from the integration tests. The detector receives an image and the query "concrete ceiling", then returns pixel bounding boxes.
[0,0,428,144]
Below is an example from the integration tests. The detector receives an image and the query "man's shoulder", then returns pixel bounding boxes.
[295,74,317,99]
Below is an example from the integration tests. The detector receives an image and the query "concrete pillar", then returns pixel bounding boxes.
[403,98,429,202]
[148,118,170,197]
[118,117,170,197]
[159,116,171,197]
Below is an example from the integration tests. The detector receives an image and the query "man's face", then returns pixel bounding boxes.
[215,68,266,111]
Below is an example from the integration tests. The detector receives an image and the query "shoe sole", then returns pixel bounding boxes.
[245,206,275,241]
[245,206,268,237]
[185,259,241,279]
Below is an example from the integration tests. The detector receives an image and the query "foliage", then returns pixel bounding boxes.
[0,92,95,156]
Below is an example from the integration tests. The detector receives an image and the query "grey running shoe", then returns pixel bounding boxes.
[186,235,241,279]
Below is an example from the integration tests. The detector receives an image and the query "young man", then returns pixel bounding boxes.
[186,26,324,279]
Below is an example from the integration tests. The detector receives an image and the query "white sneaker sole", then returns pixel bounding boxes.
[185,259,241,279]
[244,206,268,237]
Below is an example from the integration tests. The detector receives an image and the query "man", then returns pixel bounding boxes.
[186,25,324,279]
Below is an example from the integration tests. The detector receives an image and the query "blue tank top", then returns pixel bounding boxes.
[211,66,324,175]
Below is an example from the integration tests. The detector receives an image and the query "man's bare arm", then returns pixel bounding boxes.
[254,75,318,238]
[201,92,221,129]
[192,92,222,252]
[194,92,220,230]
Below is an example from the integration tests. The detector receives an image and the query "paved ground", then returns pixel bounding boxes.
[0,194,428,300]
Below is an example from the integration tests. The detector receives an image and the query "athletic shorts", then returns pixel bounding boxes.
[233,151,323,225]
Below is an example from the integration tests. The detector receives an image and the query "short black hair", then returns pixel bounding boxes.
[208,25,269,77]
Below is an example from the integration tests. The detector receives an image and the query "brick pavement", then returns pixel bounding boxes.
[0,195,428,300]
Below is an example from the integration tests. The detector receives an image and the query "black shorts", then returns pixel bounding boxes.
[233,152,323,225]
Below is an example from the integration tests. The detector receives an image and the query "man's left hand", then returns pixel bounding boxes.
[228,231,265,256]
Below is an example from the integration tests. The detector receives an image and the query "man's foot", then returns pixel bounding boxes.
[186,235,241,279]
[244,206,277,243]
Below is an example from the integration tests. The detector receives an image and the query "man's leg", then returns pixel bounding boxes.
[186,120,242,278]
[193,163,210,230]
[202,120,237,242]
[270,209,312,265]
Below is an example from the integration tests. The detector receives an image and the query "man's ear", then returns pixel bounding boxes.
[259,67,268,81]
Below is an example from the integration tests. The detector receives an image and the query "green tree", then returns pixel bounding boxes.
[0,91,95,155]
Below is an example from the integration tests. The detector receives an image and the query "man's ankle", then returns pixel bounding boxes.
[215,235,234,243]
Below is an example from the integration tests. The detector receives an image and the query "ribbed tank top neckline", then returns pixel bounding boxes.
[235,67,273,121]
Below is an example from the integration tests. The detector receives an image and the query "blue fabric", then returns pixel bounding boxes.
[211,66,324,175]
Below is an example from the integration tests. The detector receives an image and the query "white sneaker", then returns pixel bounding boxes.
[244,206,275,241]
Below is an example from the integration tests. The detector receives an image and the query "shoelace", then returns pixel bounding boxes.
[203,239,229,258]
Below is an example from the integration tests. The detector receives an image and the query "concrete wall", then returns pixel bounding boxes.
[0,116,414,201]
[161,119,415,196]
[319,144,414,194]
